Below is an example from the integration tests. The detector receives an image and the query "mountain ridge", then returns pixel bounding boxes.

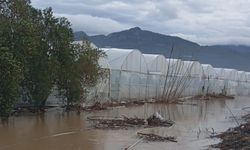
[74,27,250,71]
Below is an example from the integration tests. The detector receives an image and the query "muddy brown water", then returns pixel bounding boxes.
[1,97,250,150]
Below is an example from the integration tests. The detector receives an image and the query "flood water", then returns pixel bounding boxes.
[1,97,250,150]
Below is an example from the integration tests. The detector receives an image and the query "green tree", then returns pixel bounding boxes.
[0,0,54,109]
[0,0,104,115]
[57,41,105,109]
[0,48,23,117]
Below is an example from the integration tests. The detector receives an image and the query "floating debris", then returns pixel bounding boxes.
[195,93,235,100]
[137,132,177,142]
[87,116,146,129]
[83,101,145,111]
[147,112,174,127]
[87,113,174,129]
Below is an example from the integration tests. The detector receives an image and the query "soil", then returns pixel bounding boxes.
[194,93,235,100]
[83,93,234,112]
[212,114,250,150]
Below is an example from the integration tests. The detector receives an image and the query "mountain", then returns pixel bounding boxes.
[89,27,200,58]
[74,31,89,41]
[197,45,250,71]
[74,27,250,71]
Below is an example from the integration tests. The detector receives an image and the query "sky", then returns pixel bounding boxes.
[31,0,250,46]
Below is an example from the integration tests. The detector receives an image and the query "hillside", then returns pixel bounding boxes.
[74,27,250,71]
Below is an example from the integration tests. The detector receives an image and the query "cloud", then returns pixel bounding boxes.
[56,14,130,35]
[31,0,250,45]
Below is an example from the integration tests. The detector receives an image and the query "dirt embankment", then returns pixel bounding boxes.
[213,114,250,150]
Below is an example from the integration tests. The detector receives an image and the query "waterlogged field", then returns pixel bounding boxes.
[1,97,250,150]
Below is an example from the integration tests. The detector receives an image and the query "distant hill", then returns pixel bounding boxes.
[74,27,250,71]
[198,45,250,71]
[74,31,89,41]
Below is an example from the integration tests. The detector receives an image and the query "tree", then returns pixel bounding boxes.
[0,0,54,109]
[0,0,103,115]
[57,41,105,109]
[0,48,23,117]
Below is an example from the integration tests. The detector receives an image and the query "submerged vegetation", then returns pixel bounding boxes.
[0,0,104,117]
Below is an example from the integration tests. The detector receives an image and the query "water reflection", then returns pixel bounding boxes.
[0,97,250,150]
[0,110,95,150]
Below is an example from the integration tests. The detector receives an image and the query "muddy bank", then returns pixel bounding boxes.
[212,114,250,150]
[11,93,235,116]
[82,93,234,112]
[194,93,235,100]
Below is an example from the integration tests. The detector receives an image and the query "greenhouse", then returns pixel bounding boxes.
[247,72,250,81]
[143,54,168,99]
[161,59,185,100]
[214,68,238,95]
[83,46,250,102]
[101,48,148,101]
[237,71,248,95]
[237,71,248,82]
[165,58,184,76]
[180,61,203,96]
[19,40,250,109]
[202,64,217,79]
[247,72,250,95]
[86,56,111,104]
[143,54,168,74]
[201,64,218,94]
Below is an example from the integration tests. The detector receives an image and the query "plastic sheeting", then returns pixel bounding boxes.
[214,68,238,95]
[143,54,168,99]
[85,56,111,104]
[247,72,250,81]
[201,64,218,94]
[143,54,168,74]
[87,47,250,102]
[179,61,203,96]
[166,59,184,76]
[246,73,250,95]
[161,59,185,99]
[101,48,148,100]
[102,48,148,73]
[237,71,248,95]
[202,64,217,79]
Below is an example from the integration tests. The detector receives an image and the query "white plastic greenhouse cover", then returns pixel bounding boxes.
[201,64,217,79]
[247,72,250,81]
[214,68,238,81]
[237,71,248,82]
[181,61,203,78]
[101,48,148,73]
[143,54,167,74]
[165,58,184,76]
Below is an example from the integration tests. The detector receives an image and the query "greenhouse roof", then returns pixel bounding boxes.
[101,48,148,73]
[201,64,217,78]
[214,68,238,81]
[181,61,203,77]
[143,54,167,74]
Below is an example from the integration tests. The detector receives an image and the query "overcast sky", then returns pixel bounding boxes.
[31,0,250,46]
